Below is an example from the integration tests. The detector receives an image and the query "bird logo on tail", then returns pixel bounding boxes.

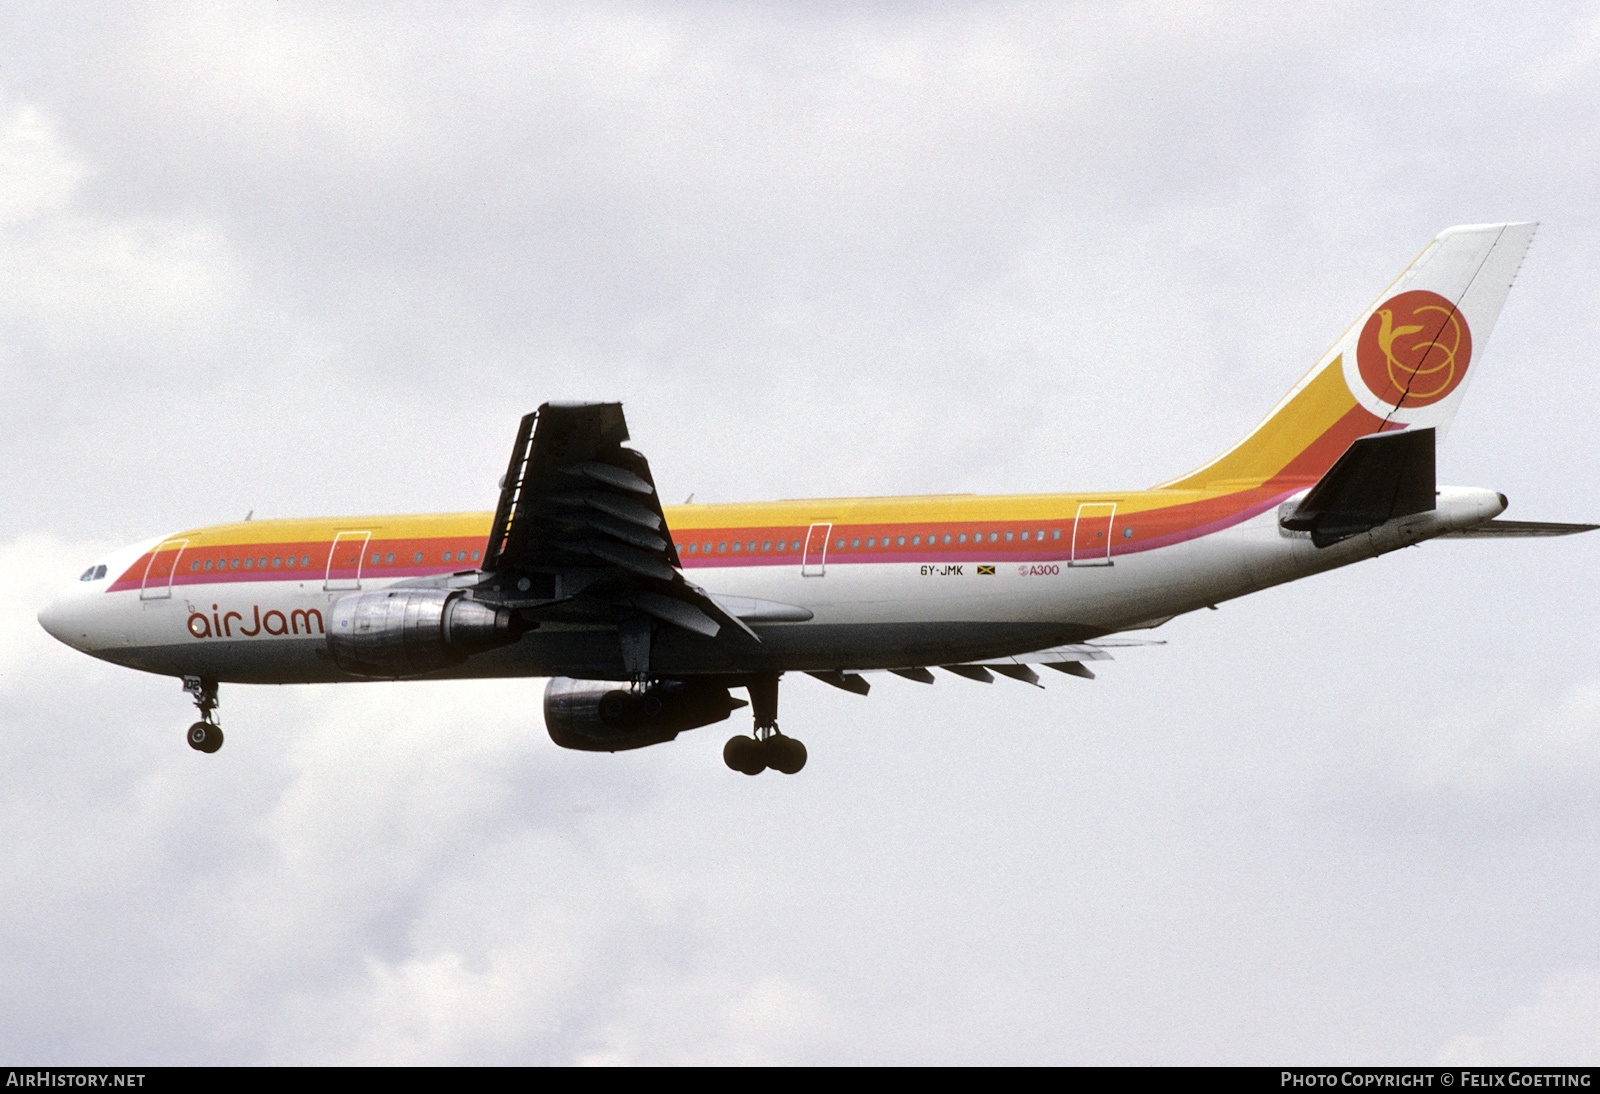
[1356,289,1472,409]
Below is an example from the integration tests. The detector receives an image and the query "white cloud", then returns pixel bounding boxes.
[1376,677,1600,800]
[1435,967,1600,1065]
[0,102,86,228]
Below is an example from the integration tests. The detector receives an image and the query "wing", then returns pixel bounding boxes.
[476,403,754,643]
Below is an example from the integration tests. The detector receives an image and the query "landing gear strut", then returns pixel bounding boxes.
[183,675,223,754]
[724,673,806,775]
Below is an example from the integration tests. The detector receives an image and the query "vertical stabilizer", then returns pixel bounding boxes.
[1161,222,1536,493]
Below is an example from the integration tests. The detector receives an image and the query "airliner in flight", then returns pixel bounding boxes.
[38,223,1592,774]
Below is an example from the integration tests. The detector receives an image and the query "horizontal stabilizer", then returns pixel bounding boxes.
[1439,519,1599,538]
[1281,428,1435,547]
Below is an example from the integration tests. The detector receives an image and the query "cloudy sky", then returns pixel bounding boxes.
[3,0,1598,1065]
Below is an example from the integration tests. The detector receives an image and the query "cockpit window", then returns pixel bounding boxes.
[79,564,108,582]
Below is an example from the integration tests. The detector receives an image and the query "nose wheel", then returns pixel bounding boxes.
[182,676,223,754]
[724,673,805,775]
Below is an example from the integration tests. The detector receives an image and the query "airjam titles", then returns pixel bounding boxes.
[186,604,324,638]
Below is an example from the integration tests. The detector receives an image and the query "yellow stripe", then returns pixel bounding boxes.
[170,512,493,546]
[1156,354,1357,491]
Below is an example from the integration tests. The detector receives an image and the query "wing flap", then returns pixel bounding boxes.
[807,670,871,695]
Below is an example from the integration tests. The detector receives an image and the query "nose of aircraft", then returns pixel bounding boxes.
[38,588,98,653]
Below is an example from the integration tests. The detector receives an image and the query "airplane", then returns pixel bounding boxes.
[37,222,1594,775]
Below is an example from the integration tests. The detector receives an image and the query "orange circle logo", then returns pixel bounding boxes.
[1356,290,1471,408]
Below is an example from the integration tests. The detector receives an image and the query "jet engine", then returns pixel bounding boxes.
[544,676,746,752]
[326,588,522,678]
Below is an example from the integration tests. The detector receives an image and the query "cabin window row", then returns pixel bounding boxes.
[190,555,314,572]
[185,547,482,573]
[681,539,803,555]
[369,549,481,565]
[833,529,1064,549]
[674,528,1067,555]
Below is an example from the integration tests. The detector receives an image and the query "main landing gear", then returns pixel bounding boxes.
[183,675,223,754]
[723,673,806,776]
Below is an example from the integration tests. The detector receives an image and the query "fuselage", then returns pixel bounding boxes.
[37,484,1506,685]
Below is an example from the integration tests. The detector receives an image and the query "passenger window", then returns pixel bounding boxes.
[286,556,296,568]
[763,541,772,551]
[686,543,697,554]
[413,552,423,563]
[989,532,999,543]
[957,534,966,544]
[471,550,480,561]
[371,553,381,564]
[190,561,200,572]
[302,555,313,566]
[1123,527,1133,538]
[911,536,921,546]
[204,560,214,571]
[1005,532,1014,543]
[244,558,253,569]
[850,537,860,548]
[1051,529,1061,540]
[896,536,905,546]
[1020,531,1030,541]
[385,553,395,564]
[748,541,756,552]
[273,557,282,567]
[732,541,741,552]
[718,542,727,553]
[259,557,267,568]
[942,534,951,545]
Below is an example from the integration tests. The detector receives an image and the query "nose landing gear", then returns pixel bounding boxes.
[723,673,806,775]
[183,676,223,754]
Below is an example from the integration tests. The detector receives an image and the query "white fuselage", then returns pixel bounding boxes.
[38,487,1506,685]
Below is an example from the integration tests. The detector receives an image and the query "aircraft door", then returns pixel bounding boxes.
[1070,503,1117,567]
[802,522,832,577]
[139,539,189,600]
[324,531,371,591]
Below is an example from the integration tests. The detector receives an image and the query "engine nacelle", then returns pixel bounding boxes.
[327,589,521,678]
[544,676,746,752]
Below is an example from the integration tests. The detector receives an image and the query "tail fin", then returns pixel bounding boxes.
[1159,223,1536,492]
